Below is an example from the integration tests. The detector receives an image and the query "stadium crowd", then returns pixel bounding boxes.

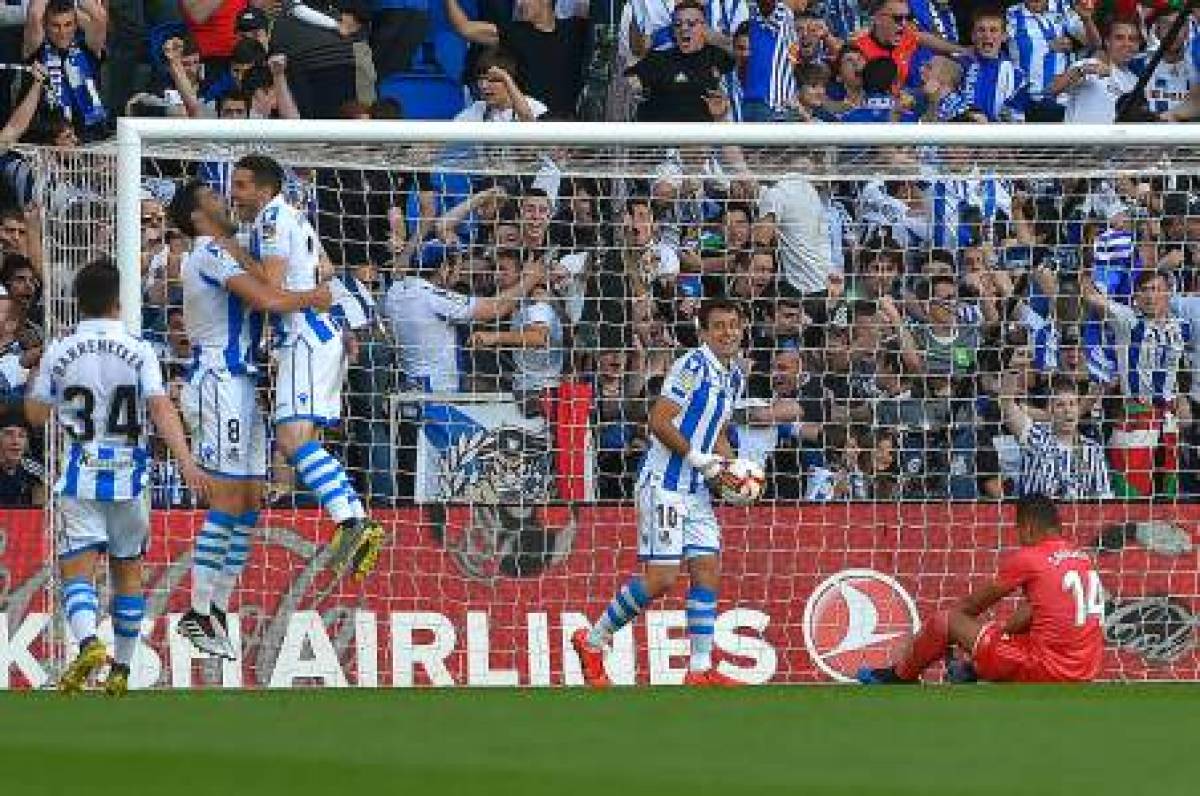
[0,0,1197,506]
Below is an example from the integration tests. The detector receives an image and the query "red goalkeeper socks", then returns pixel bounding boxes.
[894,611,949,682]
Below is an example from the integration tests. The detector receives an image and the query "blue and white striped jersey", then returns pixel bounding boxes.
[182,236,264,376]
[639,345,745,495]
[1129,52,1198,116]
[30,319,165,501]
[743,2,797,111]
[959,54,1031,121]
[1103,298,1192,404]
[251,194,338,347]
[1006,0,1084,100]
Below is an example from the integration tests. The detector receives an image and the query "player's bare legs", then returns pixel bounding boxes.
[276,419,382,581]
[58,550,107,693]
[103,558,146,696]
[181,479,260,659]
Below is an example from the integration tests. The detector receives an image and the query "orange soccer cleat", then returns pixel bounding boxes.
[571,629,611,688]
[683,668,744,687]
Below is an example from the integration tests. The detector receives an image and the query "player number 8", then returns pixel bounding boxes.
[1062,569,1104,627]
[227,419,240,444]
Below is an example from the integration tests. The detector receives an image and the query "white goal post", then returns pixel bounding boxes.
[114,119,1193,332]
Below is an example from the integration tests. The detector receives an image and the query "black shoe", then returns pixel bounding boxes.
[945,652,979,684]
[177,609,224,657]
[856,666,908,684]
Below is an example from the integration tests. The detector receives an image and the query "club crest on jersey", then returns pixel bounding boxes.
[802,569,920,683]
[297,392,309,405]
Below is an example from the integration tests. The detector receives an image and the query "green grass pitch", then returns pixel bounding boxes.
[0,685,1194,795]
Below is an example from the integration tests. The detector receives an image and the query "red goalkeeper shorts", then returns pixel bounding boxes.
[971,623,1050,683]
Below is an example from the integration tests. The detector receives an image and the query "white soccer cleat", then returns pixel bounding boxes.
[177,609,227,657]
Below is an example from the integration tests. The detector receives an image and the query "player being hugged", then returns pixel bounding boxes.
[228,155,384,581]
[859,494,1104,685]
[167,181,332,658]
[573,298,749,687]
[27,259,209,695]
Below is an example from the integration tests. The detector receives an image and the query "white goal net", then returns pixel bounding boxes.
[3,121,1197,689]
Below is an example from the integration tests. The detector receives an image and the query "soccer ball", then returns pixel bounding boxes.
[715,458,766,504]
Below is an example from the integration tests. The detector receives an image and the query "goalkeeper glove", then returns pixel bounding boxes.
[686,450,725,480]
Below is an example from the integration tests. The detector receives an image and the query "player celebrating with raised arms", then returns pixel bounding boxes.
[28,258,209,695]
[167,180,333,658]
[229,154,384,582]
[574,298,749,687]
[859,494,1104,685]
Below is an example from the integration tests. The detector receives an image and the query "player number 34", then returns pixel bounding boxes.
[1062,569,1105,627]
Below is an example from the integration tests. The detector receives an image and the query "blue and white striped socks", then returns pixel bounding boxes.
[687,586,717,672]
[192,510,237,614]
[213,510,258,613]
[290,441,364,524]
[588,578,651,648]
[112,594,145,666]
[62,576,98,648]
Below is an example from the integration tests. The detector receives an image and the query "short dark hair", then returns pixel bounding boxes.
[1013,494,1062,533]
[673,0,705,18]
[75,256,120,318]
[241,65,273,96]
[722,202,752,222]
[167,180,205,238]
[218,90,251,114]
[698,297,744,329]
[1049,374,1080,396]
[1134,268,1166,291]
[234,153,285,195]
[230,37,267,67]
[45,0,74,18]
[0,253,33,285]
[972,6,1006,26]
[0,206,23,225]
[862,57,898,94]
[475,47,518,79]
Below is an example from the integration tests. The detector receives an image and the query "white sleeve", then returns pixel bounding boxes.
[661,353,703,406]
[0,354,28,393]
[1064,10,1086,41]
[28,340,56,404]
[423,284,478,324]
[523,302,556,328]
[1105,298,1137,336]
[139,343,167,399]
[759,183,784,220]
[255,206,290,261]
[289,1,340,30]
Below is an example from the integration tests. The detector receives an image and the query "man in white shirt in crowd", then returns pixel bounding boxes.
[1051,16,1139,123]
[756,167,832,299]
[383,242,546,392]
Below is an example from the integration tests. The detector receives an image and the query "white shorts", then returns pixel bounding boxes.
[181,368,268,479]
[57,495,150,560]
[274,335,345,427]
[636,477,721,562]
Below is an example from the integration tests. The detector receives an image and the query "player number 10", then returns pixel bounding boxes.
[1062,569,1104,627]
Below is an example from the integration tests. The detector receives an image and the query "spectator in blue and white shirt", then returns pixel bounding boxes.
[1130,10,1199,118]
[959,8,1032,122]
[740,0,798,121]
[1006,0,1099,122]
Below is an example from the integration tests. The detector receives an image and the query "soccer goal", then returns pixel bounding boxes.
[10,120,1199,690]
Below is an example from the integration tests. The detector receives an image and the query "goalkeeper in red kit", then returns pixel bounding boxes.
[859,495,1104,684]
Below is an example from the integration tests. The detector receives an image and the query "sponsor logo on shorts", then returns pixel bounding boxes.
[1104,596,1196,664]
[802,569,920,683]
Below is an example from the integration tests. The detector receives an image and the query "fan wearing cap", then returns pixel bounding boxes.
[382,238,546,393]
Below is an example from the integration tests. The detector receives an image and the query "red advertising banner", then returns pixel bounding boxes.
[1,504,1196,688]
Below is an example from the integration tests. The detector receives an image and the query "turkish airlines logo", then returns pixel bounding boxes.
[802,569,920,683]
